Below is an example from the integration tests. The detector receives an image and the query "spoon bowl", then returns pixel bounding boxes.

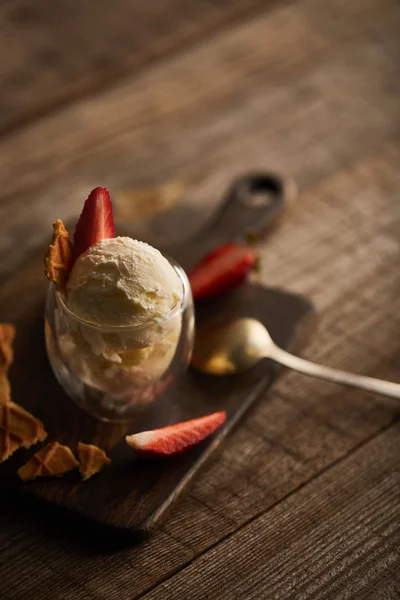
[192,318,274,375]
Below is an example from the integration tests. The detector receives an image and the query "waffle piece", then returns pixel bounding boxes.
[18,442,79,482]
[0,323,15,374]
[0,323,14,405]
[0,401,47,463]
[0,374,11,406]
[78,442,111,481]
[44,219,73,291]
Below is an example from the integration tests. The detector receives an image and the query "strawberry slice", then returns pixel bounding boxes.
[126,411,226,458]
[188,242,256,301]
[73,187,115,258]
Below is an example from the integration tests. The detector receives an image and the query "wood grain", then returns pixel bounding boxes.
[143,423,400,600]
[0,145,398,598]
[0,0,398,282]
[0,0,399,597]
[0,0,277,135]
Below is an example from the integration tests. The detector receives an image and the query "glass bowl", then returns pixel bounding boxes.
[45,257,194,422]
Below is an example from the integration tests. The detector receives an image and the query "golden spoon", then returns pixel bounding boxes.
[192,318,400,399]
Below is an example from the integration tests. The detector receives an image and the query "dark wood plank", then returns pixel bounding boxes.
[0,0,277,135]
[143,423,400,600]
[0,146,398,599]
[0,148,400,598]
[0,280,315,533]
[0,0,397,283]
[0,0,398,598]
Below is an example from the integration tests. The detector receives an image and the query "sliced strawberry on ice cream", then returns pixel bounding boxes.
[188,242,256,301]
[73,186,115,258]
[126,410,226,457]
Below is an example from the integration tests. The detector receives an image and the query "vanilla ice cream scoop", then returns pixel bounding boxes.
[67,237,182,326]
[63,236,184,383]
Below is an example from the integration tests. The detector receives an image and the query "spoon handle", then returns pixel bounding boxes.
[271,345,400,399]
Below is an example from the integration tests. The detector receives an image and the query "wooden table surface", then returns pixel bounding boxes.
[0,0,399,598]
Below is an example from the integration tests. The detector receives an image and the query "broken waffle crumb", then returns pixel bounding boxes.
[78,442,111,481]
[44,220,73,291]
[18,442,79,482]
[0,374,11,406]
[0,401,47,463]
[0,323,49,463]
[0,324,14,405]
[0,323,15,374]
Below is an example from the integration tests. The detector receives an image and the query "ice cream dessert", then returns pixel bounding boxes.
[68,236,182,328]
[64,235,183,380]
[44,187,193,420]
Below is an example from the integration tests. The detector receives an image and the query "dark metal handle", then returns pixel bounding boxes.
[199,172,288,243]
[172,172,292,269]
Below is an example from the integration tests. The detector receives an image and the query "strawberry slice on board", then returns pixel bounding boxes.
[126,411,226,458]
[188,242,256,301]
[73,187,115,259]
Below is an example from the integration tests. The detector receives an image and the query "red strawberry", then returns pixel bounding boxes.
[126,411,226,458]
[73,187,115,258]
[188,242,256,301]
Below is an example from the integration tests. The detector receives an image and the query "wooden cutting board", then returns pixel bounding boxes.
[0,176,315,536]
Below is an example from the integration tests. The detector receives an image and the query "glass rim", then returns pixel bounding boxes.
[54,256,191,331]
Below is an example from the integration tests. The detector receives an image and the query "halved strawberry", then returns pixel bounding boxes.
[126,411,226,458]
[188,242,256,301]
[73,187,115,258]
